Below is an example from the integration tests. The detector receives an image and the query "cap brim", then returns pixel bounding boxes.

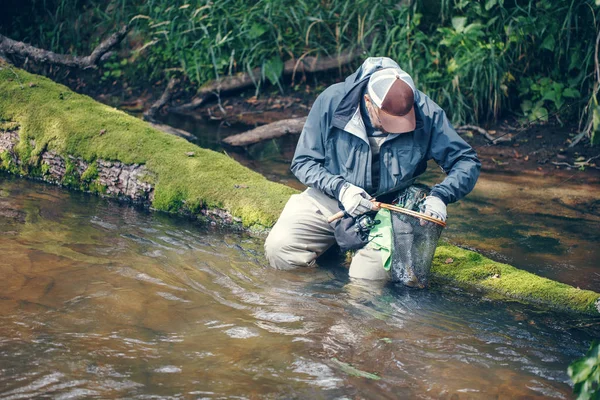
[379,106,416,134]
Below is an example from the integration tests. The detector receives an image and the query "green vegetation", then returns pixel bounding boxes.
[2,0,599,140]
[432,244,600,315]
[569,341,600,400]
[0,65,296,228]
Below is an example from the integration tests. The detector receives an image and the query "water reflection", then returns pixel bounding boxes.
[0,176,596,399]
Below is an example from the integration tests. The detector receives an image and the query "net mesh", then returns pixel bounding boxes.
[389,184,443,288]
[390,213,443,288]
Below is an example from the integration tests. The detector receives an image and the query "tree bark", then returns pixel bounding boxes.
[172,51,360,113]
[0,25,129,69]
[222,117,307,147]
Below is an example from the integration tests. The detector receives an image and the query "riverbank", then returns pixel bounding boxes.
[164,83,600,180]
[1,63,599,315]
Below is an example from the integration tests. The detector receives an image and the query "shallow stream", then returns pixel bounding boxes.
[1,112,599,398]
[0,176,598,399]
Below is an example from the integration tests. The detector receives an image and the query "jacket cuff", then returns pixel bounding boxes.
[332,179,347,200]
[429,190,450,205]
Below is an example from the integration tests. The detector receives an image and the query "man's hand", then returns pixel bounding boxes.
[419,196,447,226]
[338,183,375,218]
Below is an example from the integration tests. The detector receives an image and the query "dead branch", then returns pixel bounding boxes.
[222,117,307,147]
[143,77,179,122]
[172,51,360,113]
[0,25,129,69]
[551,155,600,170]
[457,124,512,144]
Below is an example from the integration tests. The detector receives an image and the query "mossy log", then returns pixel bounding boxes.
[0,62,296,230]
[1,63,599,315]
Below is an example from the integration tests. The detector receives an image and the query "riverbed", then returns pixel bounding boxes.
[0,176,597,399]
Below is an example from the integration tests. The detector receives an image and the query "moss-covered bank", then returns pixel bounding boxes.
[432,244,600,315]
[1,63,599,315]
[0,63,296,230]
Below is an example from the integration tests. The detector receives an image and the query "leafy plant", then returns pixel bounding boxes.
[518,77,581,123]
[569,341,600,400]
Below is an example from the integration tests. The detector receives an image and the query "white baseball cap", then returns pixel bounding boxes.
[367,68,416,133]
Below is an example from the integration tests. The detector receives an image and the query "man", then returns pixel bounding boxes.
[265,57,480,279]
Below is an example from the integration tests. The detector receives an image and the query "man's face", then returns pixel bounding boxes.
[364,94,394,134]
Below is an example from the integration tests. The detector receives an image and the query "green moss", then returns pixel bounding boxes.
[15,137,33,165]
[0,151,18,174]
[0,66,296,228]
[80,162,98,183]
[60,158,80,188]
[88,181,107,194]
[40,162,50,176]
[431,244,600,315]
[0,120,19,131]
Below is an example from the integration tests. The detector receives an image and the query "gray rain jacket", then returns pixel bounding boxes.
[290,57,481,205]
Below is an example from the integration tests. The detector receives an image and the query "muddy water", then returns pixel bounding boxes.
[0,176,597,399]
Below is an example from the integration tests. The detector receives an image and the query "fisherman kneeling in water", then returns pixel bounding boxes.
[264,57,480,280]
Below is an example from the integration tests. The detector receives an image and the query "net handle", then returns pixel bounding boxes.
[327,201,446,228]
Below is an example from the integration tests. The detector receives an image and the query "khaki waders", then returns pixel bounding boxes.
[264,188,389,280]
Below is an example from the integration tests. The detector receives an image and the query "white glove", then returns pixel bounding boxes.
[420,196,447,222]
[338,182,374,218]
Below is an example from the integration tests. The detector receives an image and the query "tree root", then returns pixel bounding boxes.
[551,154,600,170]
[222,117,307,147]
[0,25,129,69]
[172,51,360,113]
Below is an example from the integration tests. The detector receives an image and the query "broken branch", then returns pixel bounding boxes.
[0,25,129,69]
[457,124,512,144]
[143,77,179,122]
[222,117,307,147]
[551,155,600,170]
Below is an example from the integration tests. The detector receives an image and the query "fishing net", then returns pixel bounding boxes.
[369,184,444,288]
[390,184,444,287]
[390,211,443,288]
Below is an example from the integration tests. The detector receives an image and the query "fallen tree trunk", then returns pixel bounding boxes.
[222,117,307,147]
[172,51,359,113]
[0,25,129,68]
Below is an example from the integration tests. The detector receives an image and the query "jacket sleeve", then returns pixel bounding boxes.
[427,108,481,204]
[290,94,345,198]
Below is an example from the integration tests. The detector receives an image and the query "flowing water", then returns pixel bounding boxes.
[0,176,598,399]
